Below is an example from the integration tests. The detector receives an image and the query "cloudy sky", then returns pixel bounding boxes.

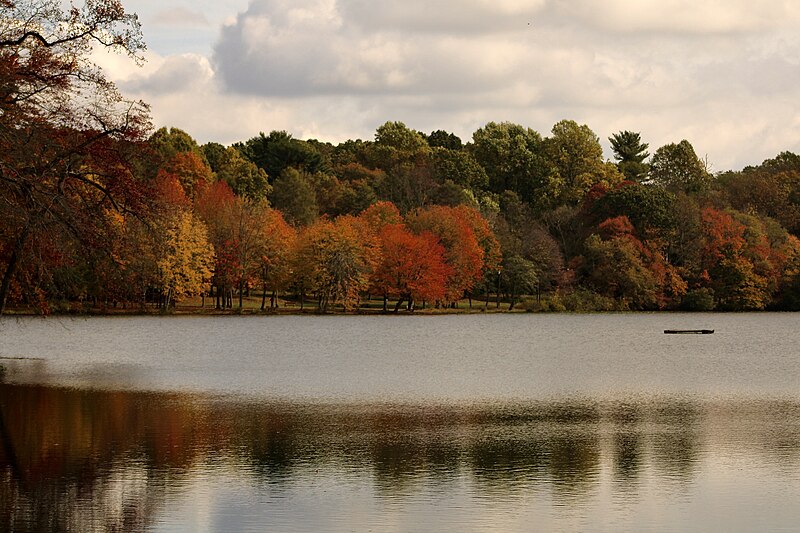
[100,0,800,170]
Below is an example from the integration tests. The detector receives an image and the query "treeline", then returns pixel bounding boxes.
[6,118,800,313]
[4,1,800,314]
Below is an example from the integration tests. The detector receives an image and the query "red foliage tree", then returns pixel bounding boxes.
[406,205,486,302]
[0,0,150,314]
[370,224,452,311]
[161,151,213,197]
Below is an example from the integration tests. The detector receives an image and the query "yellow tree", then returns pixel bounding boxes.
[156,210,214,308]
[292,217,378,311]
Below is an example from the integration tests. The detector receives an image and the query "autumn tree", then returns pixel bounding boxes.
[156,210,214,308]
[194,181,238,308]
[0,0,151,314]
[359,201,403,229]
[406,205,491,303]
[144,127,207,180]
[292,217,377,311]
[699,208,772,310]
[370,224,451,312]
[718,163,800,236]
[252,208,295,310]
[159,151,213,197]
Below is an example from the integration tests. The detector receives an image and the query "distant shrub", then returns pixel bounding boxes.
[544,289,624,312]
[680,288,716,311]
[520,297,566,312]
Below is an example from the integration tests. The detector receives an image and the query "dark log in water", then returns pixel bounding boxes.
[664,329,714,334]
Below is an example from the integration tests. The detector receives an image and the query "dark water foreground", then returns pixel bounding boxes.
[2,386,800,532]
[1,314,800,531]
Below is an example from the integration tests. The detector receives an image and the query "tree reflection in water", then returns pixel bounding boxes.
[2,384,800,531]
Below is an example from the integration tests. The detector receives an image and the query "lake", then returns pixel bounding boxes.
[1,313,799,531]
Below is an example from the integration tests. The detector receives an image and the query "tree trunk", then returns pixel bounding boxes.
[0,224,31,315]
[261,283,267,311]
[393,297,405,313]
[496,272,501,309]
[383,293,388,312]
[270,290,276,309]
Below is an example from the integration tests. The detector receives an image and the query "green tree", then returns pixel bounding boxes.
[590,183,677,240]
[270,168,318,226]
[214,147,271,201]
[650,140,711,194]
[375,121,429,153]
[202,142,228,172]
[145,127,207,180]
[545,120,621,205]
[500,255,538,310]
[336,180,378,216]
[367,123,436,212]
[712,256,769,310]
[431,147,489,191]
[427,130,463,150]
[470,122,555,208]
[238,130,326,178]
[609,130,650,182]
[495,191,564,294]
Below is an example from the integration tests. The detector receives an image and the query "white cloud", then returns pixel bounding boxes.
[554,0,800,34]
[97,0,800,170]
[149,7,210,27]
[123,54,214,94]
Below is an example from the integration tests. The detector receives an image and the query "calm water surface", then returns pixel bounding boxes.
[1,313,799,531]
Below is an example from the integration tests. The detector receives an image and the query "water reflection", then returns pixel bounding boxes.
[3,383,800,531]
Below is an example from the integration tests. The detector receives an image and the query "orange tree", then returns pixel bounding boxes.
[369,223,451,311]
[405,205,498,304]
[292,216,378,311]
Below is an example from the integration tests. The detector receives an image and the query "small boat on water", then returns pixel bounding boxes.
[664,329,714,334]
